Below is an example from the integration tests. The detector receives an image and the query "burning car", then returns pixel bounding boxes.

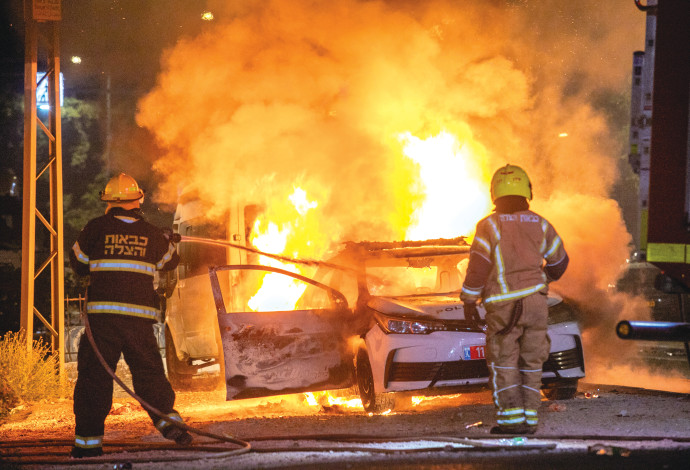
[207,238,585,412]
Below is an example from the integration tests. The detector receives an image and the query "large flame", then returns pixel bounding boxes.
[245,133,490,311]
[400,131,492,240]
[247,187,318,311]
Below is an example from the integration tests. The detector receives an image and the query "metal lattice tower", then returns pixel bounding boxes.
[21,0,65,379]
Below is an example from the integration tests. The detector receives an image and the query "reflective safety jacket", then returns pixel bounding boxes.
[69,207,179,321]
[461,210,568,306]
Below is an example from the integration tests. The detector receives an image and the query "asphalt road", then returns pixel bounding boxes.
[1,382,689,469]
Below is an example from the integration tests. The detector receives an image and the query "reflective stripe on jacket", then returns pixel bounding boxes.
[461,210,568,306]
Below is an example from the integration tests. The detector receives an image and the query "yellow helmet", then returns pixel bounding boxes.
[100,173,145,202]
[490,164,532,202]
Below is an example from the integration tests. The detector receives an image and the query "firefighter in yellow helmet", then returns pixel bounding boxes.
[69,173,191,458]
[100,172,145,203]
[461,164,569,435]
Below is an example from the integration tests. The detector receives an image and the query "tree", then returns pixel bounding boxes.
[0,91,106,334]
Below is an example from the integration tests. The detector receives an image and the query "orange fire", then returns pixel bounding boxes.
[411,393,464,406]
[400,131,491,241]
[303,391,400,416]
[304,391,363,409]
[245,133,491,311]
[247,187,318,311]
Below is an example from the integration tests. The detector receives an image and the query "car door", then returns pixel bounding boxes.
[208,264,356,400]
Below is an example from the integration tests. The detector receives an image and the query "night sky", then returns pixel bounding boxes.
[0,0,216,223]
[2,0,211,94]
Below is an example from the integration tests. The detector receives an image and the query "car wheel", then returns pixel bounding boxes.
[356,349,395,413]
[164,324,197,391]
[541,378,579,400]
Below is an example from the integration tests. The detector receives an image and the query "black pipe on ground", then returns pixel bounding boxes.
[616,320,690,342]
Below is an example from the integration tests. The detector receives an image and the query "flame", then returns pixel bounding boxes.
[411,393,464,406]
[244,133,492,312]
[246,133,493,311]
[304,392,319,406]
[247,187,318,311]
[303,391,363,410]
[289,187,319,216]
[400,131,492,240]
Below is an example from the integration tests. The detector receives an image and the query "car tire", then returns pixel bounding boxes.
[356,348,395,413]
[164,324,197,391]
[541,378,579,400]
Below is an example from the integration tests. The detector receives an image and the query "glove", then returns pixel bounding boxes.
[463,302,483,331]
[162,228,181,243]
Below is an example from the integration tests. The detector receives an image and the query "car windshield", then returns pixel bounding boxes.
[365,253,468,297]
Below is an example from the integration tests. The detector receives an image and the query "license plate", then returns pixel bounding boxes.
[464,345,485,360]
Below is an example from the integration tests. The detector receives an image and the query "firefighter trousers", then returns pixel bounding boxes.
[73,314,177,443]
[485,292,550,429]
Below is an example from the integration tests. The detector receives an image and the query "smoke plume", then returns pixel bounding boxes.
[136,1,687,390]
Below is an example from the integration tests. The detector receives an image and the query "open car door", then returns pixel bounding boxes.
[208,264,356,400]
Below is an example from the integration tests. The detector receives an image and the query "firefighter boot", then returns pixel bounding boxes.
[162,425,193,446]
[489,424,530,435]
[156,412,193,445]
[70,446,104,458]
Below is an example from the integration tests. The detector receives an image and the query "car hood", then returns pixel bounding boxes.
[367,294,475,320]
[366,292,565,320]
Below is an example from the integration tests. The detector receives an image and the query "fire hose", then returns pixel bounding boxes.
[10,236,689,464]
[177,234,357,271]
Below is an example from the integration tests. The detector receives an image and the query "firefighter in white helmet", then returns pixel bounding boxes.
[461,164,569,435]
[69,173,191,458]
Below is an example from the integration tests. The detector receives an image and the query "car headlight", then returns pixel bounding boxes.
[375,313,442,334]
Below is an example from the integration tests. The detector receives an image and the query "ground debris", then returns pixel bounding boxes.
[320,404,349,414]
[111,402,137,415]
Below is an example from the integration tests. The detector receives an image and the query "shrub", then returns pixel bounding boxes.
[0,330,62,418]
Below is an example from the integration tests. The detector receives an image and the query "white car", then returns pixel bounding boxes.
[210,239,585,412]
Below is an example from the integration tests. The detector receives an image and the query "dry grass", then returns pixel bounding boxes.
[0,331,63,418]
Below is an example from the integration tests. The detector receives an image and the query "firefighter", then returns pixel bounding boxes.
[461,164,569,435]
[69,173,192,458]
